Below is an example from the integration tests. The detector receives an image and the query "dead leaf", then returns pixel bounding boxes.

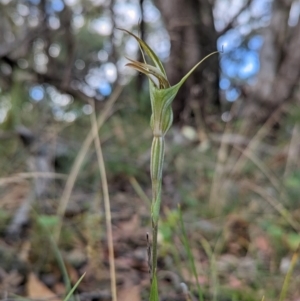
[228,275,243,289]
[254,235,272,255]
[181,268,208,285]
[117,214,140,235]
[26,273,61,301]
[224,215,250,256]
[118,285,141,301]
[53,282,66,296]
[0,269,23,292]
[0,182,29,210]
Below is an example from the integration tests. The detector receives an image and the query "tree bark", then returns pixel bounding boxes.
[243,0,300,125]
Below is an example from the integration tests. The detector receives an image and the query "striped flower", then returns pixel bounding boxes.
[120,29,219,296]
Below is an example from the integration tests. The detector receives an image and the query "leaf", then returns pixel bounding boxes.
[34,211,73,297]
[287,233,300,250]
[149,274,159,301]
[26,273,61,301]
[178,205,203,301]
[118,285,141,301]
[266,224,283,237]
[63,272,86,301]
[176,50,220,89]
[37,215,59,230]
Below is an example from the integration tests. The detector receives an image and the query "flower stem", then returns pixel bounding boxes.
[150,135,165,282]
[151,221,158,280]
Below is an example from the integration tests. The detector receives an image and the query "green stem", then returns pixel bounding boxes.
[151,221,158,280]
[150,135,165,282]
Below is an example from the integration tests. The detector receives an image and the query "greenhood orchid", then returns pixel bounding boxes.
[120,28,220,299]
[120,28,219,139]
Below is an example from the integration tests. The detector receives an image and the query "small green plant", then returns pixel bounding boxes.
[63,272,86,301]
[120,28,219,300]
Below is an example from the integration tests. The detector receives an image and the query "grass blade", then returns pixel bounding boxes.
[279,245,299,301]
[90,101,117,301]
[178,205,203,301]
[63,272,86,301]
[34,211,73,300]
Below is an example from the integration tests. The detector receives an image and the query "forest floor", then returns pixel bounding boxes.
[1,106,300,301]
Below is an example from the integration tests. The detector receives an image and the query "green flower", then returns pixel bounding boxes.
[120,29,220,298]
[120,28,219,137]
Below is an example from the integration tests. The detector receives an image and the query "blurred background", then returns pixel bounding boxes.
[1,0,300,300]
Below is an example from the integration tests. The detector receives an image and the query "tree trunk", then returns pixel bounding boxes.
[154,0,220,125]
[243,0,300,125]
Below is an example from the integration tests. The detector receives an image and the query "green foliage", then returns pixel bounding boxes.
[122,29,219,295]
[284,171,300,207]
[37,215,59,232]
[263,221,300,252]
[1,82,24,130]
[288,105,300,124]
[286,233,300,250]
[220,287,259,301]
[159,209,180,242]
[0,209,10,233]
[34,212,75,300]
[63,272,86,301]
[179,205,204,301]
[75,24,104,58]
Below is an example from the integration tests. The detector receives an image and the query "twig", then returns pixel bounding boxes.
[90,101,117,301]
[208,110,232,212]
[0,172,67,186]
[217,0,253,36]
[245,182,300,232]
[129,176,151,208]
[282,123,300,182]
[230,104,286,176]
[233,145,282,192]
[279,245,300,301]
[55,85,122,242]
